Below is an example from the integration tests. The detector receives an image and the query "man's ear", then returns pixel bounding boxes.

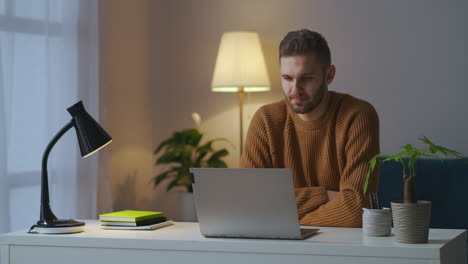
[325,65,336,85]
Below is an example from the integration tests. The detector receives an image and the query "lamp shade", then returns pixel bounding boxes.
[67,101,112,158]
[211,31,271,92]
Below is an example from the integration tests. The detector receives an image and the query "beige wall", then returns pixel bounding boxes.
[102,0,155,212]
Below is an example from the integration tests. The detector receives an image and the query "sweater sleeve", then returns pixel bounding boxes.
[299,104,380,227]
[240,108,273,168]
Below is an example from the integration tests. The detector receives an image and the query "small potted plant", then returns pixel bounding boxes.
[364,136,464,243]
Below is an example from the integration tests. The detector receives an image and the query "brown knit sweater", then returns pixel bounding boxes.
[240,91,380,227]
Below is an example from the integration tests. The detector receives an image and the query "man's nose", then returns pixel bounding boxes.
[290,79,302,94]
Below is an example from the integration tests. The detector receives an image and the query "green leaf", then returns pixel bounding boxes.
[154,137,175,154]
[419,136,464,159]
[196,140,214,154]
[401,144,414,152]
[193,154,206,168]
[209,149,229,161]
[363,169,371,195]
[207,159,228,168]
[363,153,387,194]
[194,141,214,166]
[419,136,433,146]
[179,129,203,146]
[369,154,382,171]
[154,171,171,186]
[156,151,182,164]
[166,179,181,192]
[439,146,463,158]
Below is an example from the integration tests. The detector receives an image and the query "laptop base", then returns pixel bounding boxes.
[203,228,320,240]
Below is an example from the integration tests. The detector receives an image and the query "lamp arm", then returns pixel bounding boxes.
[40,120,74,223]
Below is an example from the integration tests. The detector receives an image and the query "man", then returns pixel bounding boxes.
[240,29,380,227]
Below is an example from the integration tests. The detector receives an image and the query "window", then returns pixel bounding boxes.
[0,0,99,233]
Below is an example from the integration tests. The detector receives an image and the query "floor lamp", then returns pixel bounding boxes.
[211,31,270,156]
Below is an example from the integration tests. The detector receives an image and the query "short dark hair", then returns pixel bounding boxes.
[279,29,331,66]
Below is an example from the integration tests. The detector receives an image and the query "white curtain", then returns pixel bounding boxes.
[0,0,110,234]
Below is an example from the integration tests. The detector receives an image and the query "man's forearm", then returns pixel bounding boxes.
[327,190,339,201]
[299,189,368,227]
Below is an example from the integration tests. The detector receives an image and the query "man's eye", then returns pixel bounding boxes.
[283,76,292,81]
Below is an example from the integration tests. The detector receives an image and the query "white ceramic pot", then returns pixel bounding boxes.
[179,192,198,222]
[160,191,198,222]
[362,208,392,237]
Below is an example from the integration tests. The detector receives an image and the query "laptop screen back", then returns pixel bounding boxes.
[190,168,302,239]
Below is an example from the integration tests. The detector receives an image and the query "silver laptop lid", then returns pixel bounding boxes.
[190,168,302,239]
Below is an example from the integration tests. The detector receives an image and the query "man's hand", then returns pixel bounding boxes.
[327,190,339,201]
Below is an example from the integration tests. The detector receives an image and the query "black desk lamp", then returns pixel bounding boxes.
[29,101,112,234]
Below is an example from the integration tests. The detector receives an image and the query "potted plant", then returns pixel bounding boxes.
[153,113,230,221]
[364,136,464,243]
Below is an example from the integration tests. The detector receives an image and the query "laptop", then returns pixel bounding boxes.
[189,168,319,240]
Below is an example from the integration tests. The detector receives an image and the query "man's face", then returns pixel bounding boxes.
[280,54,333,114]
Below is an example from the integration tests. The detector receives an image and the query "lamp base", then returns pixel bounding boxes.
[30,219,85,234]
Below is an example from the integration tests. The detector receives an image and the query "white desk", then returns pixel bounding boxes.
[0,220,466,264]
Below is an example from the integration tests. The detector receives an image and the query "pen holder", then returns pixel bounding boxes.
[362,208,391,237]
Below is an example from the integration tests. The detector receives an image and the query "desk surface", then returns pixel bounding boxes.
[1,220,466,260]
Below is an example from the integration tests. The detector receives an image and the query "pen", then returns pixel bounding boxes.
[373,193,379,209]
[369,193,375,209]
[369,192,380,209]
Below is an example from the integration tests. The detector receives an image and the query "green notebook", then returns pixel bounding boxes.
[99,210,164,222]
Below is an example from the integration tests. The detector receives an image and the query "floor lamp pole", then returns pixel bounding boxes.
[238,88,244,156]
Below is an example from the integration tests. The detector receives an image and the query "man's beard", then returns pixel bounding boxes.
[287,81,327,114]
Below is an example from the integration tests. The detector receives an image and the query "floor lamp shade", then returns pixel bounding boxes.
[67,101,112,158]
[211,31,271,92]
[211,31,271,156]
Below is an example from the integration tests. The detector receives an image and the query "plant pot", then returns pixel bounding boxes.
[180,192,198,222]
[159,191,198,222]
[391,200,431,244]
[362,208,392,237]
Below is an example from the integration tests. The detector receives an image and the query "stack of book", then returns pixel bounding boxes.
[99,210,173,230]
